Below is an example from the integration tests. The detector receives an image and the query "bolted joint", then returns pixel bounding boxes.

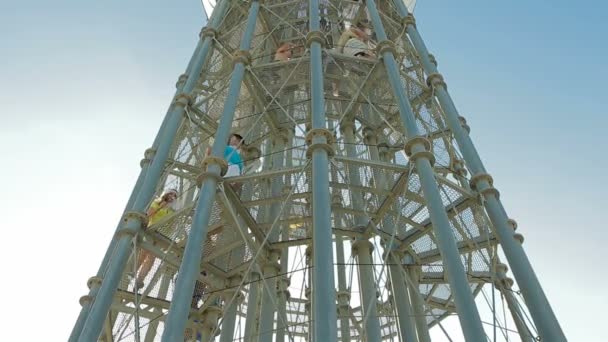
[351,239,374,253]
[514,233,524,244]
[401,13,416,28]
[120,211,148,235]
[79,295,93,306]
[332,194,343,206]
[451,159,468,176]
[362,126,377,143]
[469,172,494,191]
[173,93,192,107]
[232,50,252,66]
[200,305,222,331]
[375,40,397,57]
[201,156,228,176]
[404,136,436,166]
[496,262,509,275]
[495,276,514,289]
[508,218,518,231]
[305,30,326,48]
[428,53,438,67]
[87,276,103,289]
[200,26,217,39]
[196,172,223,186]
[275,128,291,144]
[459,115,471,133]
[305,128,335,158]
[176,73,188,89]
[426,72,447,90]
[140,147,156,168]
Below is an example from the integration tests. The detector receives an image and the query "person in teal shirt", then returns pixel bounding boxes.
[224,133,244,177]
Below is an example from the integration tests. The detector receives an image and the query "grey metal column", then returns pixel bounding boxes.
[342,122,382,341]
[341,120,367,227]
[144,269,173,342]
[367,129,418,342]
[308,0,338,339]
[333,197,352,342]
[258,134,286,342]
[397,5,566,340]
[406,262,431,342]
[244,271,261,342]
[276,130,292,342]
[160,2,260,340]
[219,276,243,342]
[365,0,486,339]
[198,304,222,342]
[496,264,535,342]
[368,129,418,341]
[352,239,382,342]
[77,3,231,341]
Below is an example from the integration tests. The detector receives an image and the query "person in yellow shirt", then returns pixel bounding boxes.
[135,189,178,289]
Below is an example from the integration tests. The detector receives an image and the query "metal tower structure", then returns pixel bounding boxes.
[70,0,566,341]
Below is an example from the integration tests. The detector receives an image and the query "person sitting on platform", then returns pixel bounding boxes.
[275,42,295,62]
[338,20,376,59]
[135,189,179,289]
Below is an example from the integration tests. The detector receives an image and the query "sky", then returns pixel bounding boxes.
[0,0,607,340]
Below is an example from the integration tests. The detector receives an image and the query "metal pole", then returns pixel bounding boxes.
[258,134,286,342]
[496,264,535,342]
[160,2,260,340]
[333,197,352,342]
[219,276,243,342]
[144,269,173,342]
[198,305,222,342]
[406,263,431,342]
[308,0,338,339]
[352,239,383,342]
[367,126,418,342]
[364,0,486,339]
[398,6,566,340]
[276,131,292,342]
[387,254,418,342]
[244,271,261,342]
[77,3,231,341]
[342,122,381,341]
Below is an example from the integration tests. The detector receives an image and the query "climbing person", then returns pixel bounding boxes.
[134,189,179,289]
[341,20,376,59]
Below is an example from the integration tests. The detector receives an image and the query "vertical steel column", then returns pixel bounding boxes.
[342,123,381,341]
[144,270,173,342]
[396,5,566,340]
[77,3,231,341]
[308,0,338,339]
[160,2,260,340]
[352,239,383,342]
[496,264,535,342]
[244,271,261,342]
[258,134,285,342]
[276,131,292,342]
[365,128,418,342]
[406,262,431,342]
[333,197,352,342]
[364,0,486,340]
[219,276,243,342]
[341,121,367,227]
[198,305,222,342]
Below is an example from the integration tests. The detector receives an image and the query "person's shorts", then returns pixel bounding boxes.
[225,164,241,178]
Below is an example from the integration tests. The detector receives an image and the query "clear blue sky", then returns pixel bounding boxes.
[0,0,606,340]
